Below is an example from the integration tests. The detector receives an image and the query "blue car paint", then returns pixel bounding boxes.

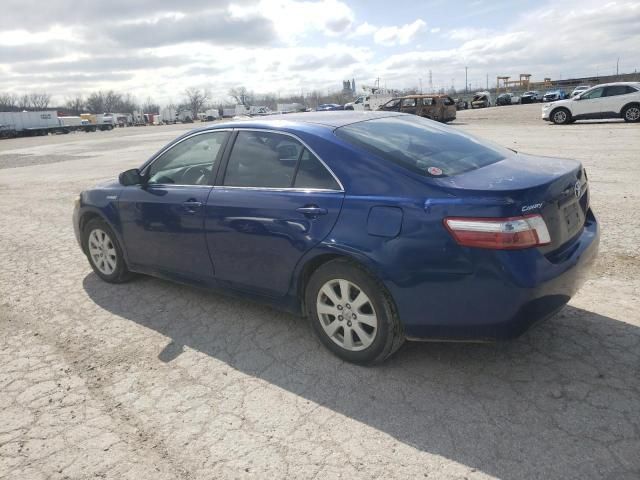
[74,112,599,341]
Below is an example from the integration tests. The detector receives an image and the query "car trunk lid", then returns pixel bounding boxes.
[433,153,589,253]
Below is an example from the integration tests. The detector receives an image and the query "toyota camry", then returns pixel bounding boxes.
[74,111,599,364]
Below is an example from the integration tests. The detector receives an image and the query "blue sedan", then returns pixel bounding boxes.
[73,111,599,364]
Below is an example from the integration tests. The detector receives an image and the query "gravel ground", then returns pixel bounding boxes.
[1,105,639,480]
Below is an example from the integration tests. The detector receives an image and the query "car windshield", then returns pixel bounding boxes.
[334,115,509,177]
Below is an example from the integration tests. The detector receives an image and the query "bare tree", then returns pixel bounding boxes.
[17,94,30,111]
[142,96,160,114]
[86,91,105,113]
[0,93,17,111]
[117,93,138,114]
[184,88,209,119]
[65,95,85,115]
[228,86,252,106]
[29,92,51,110]
[103,90,122,113]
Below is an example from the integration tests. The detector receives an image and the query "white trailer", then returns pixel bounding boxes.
[204,109,220,121]
[160,108,177,124]
[277,103,305,113]
[174,110,192,123]
[0,111,66,138]
[222,108,236,118]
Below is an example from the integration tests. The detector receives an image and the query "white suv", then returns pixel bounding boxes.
[542,82,640,124]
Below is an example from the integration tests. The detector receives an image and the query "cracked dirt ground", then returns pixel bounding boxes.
[1,105,639,479]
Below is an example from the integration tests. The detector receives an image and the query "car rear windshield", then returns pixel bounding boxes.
[334,115,508,177]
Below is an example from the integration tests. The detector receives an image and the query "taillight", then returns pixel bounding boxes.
[444,214,551,250]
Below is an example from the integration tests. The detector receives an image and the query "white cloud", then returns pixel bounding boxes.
[350,22,377,38]
[231,0,355,43]
[373,19,427,46]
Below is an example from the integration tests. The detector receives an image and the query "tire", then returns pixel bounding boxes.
[551,108,571,125]
[622,104,640,122]
[82,218,132,283]
[305,259,404,365]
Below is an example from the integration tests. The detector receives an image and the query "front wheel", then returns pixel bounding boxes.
[551,108,571,125]
[305,259,404,364]
[83,218,132,283]
[622,104,640,122]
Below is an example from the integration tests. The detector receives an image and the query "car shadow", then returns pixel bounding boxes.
[83,273,640,479]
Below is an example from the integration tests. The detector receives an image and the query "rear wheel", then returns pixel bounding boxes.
[83,218,132,283]
[622,104,640,122]
[305,259,404,364]
[551,108,571,125]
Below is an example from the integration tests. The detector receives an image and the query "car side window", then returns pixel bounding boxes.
[401,98,417,107]
[581,87,604,100]
[223,131,300,188]
[293,149,340,190]
[422,98,434,106]
[383,99,401,109]
[147,132,227,185]
[443,97,455,106]
[605,85,632,97]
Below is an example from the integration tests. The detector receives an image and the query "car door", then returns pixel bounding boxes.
[603,85,636,116]
[118,130,229,278]
[400,97,418,115]
[572,86,607,118]
[205,129,345,296]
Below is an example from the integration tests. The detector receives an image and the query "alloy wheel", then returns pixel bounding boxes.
[88,228,117,275]
[553,110,567,123]
[316,279,378,352]
[625,107,640,121]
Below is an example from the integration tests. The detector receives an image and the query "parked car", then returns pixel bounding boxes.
[453,98,469,110]
[378,95,456,122]
[316,104,344,111]
[74,111,599,364]
[470,91,492,108]
[543,90,568,102]
[521,91,542,103]
[496,93,521,106]
[543,82,640,124]
[344,96,364,110]
[570,85,591,97]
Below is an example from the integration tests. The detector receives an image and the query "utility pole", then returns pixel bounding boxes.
[486,74,489,90]
[617,57,620,76]
[428,70,433,93]
[465,67,468,93]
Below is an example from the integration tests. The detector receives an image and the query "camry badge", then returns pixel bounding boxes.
[574,181,582,198]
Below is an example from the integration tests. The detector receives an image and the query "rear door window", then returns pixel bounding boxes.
[604,85,635,96]
[293,149,340,190]
[223,131,300,188]
[335,115,508,177]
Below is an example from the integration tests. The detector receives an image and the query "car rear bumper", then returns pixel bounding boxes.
[396,210,600,341]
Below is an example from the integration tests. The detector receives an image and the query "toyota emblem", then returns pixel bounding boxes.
[574,181,582,198]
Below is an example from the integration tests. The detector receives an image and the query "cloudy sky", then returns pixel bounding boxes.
[0,0,638,105]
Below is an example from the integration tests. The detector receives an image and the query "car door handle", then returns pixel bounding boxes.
[296,206,328,217]
[183,200,202,209]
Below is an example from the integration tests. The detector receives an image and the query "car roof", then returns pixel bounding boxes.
[397,94,448,99]
[197,111,408,130]
[585,82,639,88]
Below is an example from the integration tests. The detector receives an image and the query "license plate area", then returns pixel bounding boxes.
[563,201,582,236]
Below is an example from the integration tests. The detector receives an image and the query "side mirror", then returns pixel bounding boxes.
[119,168,143,186]
[573,96,581,101]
